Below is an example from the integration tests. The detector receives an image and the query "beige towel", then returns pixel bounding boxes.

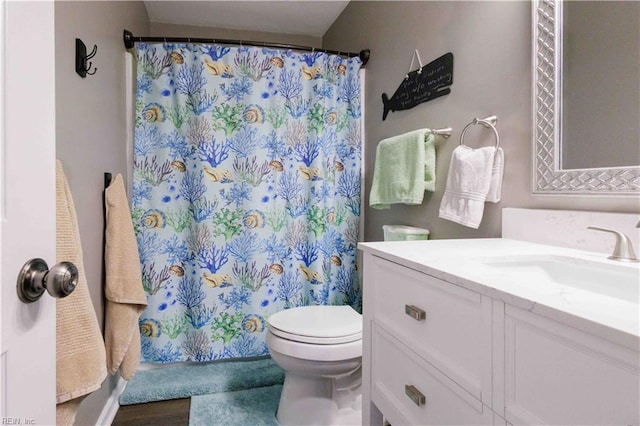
[56,160,107,424]
[56,398,86,426]
[105,174,147,380]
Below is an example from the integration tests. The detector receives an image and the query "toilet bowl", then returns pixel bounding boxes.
[266,305,362,426]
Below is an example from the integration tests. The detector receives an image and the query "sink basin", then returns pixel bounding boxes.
[479,254,640,304]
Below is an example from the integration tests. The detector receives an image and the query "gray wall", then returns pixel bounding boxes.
[55,1,149,424]
[324,1,639,242]
[150,21,322,48]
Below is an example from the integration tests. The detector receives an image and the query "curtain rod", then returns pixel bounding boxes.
[123,30,370,67]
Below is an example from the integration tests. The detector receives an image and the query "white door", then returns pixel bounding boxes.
[0,1,57,424]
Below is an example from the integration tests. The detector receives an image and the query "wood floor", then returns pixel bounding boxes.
[112,398,191,426]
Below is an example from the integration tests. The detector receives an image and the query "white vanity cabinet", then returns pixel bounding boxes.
[361,246,640,426]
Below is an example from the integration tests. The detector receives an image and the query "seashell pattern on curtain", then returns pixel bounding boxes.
[132,42,363,363]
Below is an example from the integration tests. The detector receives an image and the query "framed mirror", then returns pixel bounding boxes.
[532,0,640,194]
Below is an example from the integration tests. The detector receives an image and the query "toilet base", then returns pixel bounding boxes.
[276,369,362,426]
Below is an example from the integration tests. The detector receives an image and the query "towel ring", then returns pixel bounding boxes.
[459,116,500,150]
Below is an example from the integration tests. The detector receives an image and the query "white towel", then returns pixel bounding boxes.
[486,148,504,203]
[439,146,502,229]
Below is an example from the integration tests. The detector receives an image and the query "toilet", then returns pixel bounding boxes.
[266,305,362,426]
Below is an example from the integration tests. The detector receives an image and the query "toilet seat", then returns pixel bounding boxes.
[267,305,362,345]
[267,330,362,362]
[269,327,361,345]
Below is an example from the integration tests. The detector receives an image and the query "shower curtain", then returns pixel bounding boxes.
[132,42,363,363]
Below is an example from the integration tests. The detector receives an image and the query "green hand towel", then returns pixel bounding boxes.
[424,133,436,192]
[369,130,435,209]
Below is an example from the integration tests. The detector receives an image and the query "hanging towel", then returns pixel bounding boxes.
[486,147,504,203]
[438,146,501,229]
[369,129,436,209]
[56,160,107,425]
[56,399,86,426]
[105,174,147,380]
[424,133,436,192]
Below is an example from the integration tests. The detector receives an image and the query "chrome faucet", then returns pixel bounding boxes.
[587,225,639,262]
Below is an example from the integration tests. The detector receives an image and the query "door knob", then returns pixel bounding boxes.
[17,258,78,303]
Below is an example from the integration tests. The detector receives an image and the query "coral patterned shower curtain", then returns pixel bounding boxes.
[132,42,363,363]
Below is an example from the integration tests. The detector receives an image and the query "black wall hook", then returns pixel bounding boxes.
[76,38,97,78]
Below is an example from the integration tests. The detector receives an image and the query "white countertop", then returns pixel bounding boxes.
[358,238,640,349]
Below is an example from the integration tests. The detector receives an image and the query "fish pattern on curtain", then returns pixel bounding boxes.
[132,42,363,363]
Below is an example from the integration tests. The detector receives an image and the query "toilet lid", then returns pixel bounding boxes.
[267,305,362,344]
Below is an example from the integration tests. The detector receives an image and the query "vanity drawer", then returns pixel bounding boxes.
[371,325,492,426]
[370,256,488,401]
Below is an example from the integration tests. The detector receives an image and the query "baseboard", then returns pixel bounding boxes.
[95,376,127,426]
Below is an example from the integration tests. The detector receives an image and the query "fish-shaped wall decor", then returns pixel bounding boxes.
[381,52,454,121]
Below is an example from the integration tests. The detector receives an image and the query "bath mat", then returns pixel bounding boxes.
[189,384,282,426]
[119,358,284,405]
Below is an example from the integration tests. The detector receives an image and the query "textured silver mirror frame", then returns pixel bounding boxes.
[532,0,640,195]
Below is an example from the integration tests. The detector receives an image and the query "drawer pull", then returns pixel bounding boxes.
[405,384,426,406]
[405,304,426,321]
